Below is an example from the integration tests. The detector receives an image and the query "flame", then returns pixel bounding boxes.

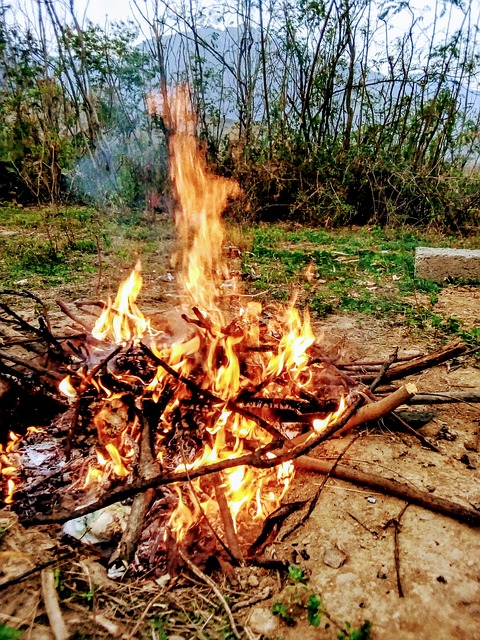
[0,431,22,504]
[150,86,240,313]
[92,260,149,344]
[59,375,77,398]
[50,85,350,548]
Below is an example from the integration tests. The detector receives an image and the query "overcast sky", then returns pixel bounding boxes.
[7,0,477,61]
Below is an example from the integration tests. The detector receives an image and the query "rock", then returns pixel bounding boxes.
[415,247,480,283]
[248,574,260,587]
[464,438,478,452]
[323,545,347,569]
[248,607,279,636]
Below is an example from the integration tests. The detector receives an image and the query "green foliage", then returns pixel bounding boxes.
[0,625,23,640]
[243,224,480,345]
[338,620,373,640]
[288,564,307,584]
[272,601,296,626]
[148,617,168,640]
[307,593,322,627]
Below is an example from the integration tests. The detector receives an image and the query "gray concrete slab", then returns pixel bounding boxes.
[415,246,480,282]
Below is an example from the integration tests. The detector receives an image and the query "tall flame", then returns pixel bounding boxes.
[52,85,348,550]
[152,86,240,313]
[92,260,149,343]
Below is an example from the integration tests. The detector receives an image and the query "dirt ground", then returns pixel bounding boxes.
[0,265,479,639]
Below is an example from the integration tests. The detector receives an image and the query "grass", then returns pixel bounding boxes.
[0,204,174,290]
[241,224,480,344]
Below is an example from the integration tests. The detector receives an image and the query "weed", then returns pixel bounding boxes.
[307,593,322,627]
[0,624,23,640]
[242,224,479,345]
[288,564,307,584]
[148,617,168,640]
[338,620,373,640]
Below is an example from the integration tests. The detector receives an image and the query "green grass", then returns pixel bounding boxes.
[242,224,480,344]
[0,204,173,289]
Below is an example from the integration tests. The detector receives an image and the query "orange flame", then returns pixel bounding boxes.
[92,260,149,344]
[51,85,349,547]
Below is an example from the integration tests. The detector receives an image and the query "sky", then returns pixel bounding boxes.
[6,0,477,62]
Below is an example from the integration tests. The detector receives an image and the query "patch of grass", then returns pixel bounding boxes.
[242,224,479,344]
[0,204,174,290]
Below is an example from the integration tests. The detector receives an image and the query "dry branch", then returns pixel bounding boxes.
[0,348,64,380]
[213,472,244,563]
[407,391,480,404]
[41,568,69,640]
[295,457,480,525]
[57,299,93,331]
[384,340,468,381]
[20,394,363,527]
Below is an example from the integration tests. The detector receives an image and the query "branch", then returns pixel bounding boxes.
[20,394,363,527]
[295,457,480,526]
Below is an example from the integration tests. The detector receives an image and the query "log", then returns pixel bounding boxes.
[295,457,480,526]
[332,384,418,438]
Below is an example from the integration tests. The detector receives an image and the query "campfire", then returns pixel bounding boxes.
[0,87,478,581]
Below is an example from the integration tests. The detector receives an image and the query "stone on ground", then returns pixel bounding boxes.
[415,247,480,282]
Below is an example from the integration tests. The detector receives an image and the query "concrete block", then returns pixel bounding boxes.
[415,247,480,283]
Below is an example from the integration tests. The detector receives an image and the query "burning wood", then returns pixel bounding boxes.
[0,87,476,577]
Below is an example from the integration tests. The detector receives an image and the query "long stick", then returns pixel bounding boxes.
[384,340,468,381]
[295,457,480,525]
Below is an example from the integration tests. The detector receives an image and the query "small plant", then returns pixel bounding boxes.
[338,620,373,640]
[272,601,296,626]
[272,564,322,627]
[0,625,23,640]
[306,593,322,627]
[288,564,307,584]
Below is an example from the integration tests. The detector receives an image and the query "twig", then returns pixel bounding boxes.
[346,511,378,537]
[178,548,241,639]
[0,348,64,380]
[384,340,468,381]
[140,342,288,444]
[331,384,418,438]
[0,333,85,347]
[56,299,93,331]
[109,412,160,570]
[21,395,363,527]
[389,411,440,452]
[213,472,244,563]
[384,503,409,598]
[407,391,480,405]
[65,345,124,459]
[41,568,69,640]
[370,347,398,392]
[0,550,75,590]
[279,434,360,542]
[125,592,165,640]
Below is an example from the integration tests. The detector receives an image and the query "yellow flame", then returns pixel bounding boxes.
[59,375,77,398]
[92,260,149,344]
[47,85,351,545]
[105,443,130,478]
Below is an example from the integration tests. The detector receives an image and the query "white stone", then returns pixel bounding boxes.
[247,607,279,636]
